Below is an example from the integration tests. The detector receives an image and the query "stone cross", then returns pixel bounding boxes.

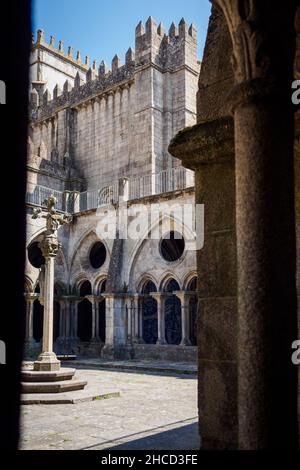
[32,195,72,371]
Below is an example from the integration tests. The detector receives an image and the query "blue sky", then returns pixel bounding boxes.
[33,0,211,66]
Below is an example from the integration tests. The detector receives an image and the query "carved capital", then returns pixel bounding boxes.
[211,0,297,83]
[168,117,234,170]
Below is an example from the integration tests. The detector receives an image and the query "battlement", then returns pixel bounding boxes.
[30,60,136,120]
[135,17,197,41]
[30,18,199,120]
[32,29,91,71]
[134,17,197,69]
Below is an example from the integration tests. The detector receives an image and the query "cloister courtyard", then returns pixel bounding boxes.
[20,362,199,450]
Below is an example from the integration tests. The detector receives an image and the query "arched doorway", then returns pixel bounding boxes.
[164,278,182,345]
[188,277,198,346]
[99,279,106,343]
[77,281,92,341]
[142,281,158,344]
[33,283,43,342]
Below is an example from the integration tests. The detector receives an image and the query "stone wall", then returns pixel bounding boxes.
[29,18,200,191]
[26,189,196,293]
[31,29,88,97]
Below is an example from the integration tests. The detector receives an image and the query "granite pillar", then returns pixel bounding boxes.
[169,117,237,448]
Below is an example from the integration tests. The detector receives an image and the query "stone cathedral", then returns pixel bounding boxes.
[24,17,201,360]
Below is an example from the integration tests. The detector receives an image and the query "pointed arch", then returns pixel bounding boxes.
[158,271,182,292]
[136,274,158,293]
[183,271,198,291]
[127,212,195,288]
[69,227,110,284]
[24,275,33,293]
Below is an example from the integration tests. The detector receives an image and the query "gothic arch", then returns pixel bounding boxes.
[183,271,198,291]
[158,272,182,292]
[94,275,108,295]
[69,228,110,284]
[24,276,33,293]
[74,274,92,293]
[54,280,66,296]
[136,274,158,293]
[27,227,46,246]
[127,212,196,288]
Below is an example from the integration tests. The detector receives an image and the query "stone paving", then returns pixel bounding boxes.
[19,366,199,450]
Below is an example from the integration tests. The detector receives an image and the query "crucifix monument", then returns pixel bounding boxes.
[32,195,72,371]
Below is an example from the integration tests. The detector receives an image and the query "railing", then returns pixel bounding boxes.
[26,167,195,214]
[26,183,64,211]
[79,181,119,212]
[156,167,194,194]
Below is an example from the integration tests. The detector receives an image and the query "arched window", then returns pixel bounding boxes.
[79,280,92,297]
[78,280,92,342]
[142,281,158,344]
[78,299,92,342]
[164,278,182,345]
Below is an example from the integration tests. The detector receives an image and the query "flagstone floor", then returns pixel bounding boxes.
[19,366,199,450]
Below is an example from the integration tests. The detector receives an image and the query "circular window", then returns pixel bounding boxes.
[160,231,185,262]
[89,241,106,269]
[28,242,45,268]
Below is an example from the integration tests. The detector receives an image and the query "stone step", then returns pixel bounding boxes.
[22,368,75,383]
[21,379,87,394]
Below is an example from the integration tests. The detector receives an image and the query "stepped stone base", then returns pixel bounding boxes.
[22,379,87,394]
[22,368,75,382]
[21,366,87,394]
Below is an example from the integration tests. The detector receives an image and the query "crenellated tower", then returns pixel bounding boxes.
[28,18,200,190]
[30,30,89,102]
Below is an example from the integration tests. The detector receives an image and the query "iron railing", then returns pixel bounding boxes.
[26,167,194,214]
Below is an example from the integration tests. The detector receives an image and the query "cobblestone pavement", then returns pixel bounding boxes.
[19,367,199,450]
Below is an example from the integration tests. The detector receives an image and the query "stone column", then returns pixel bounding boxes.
[151,293,167,345]
[211,0,299,450]
[169,117,237,448]
[101,293,128,358]
[32,195,72,372]
[24,293,36,343]
[95,300,101,341]
[71,299,80,339]
[86,295,100,341]
[91,298,97,341]
[132,294,143,343]
[138,300,143,342]
[126,296,133,343]
[34,255,60,371]
[174,291,193,346]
